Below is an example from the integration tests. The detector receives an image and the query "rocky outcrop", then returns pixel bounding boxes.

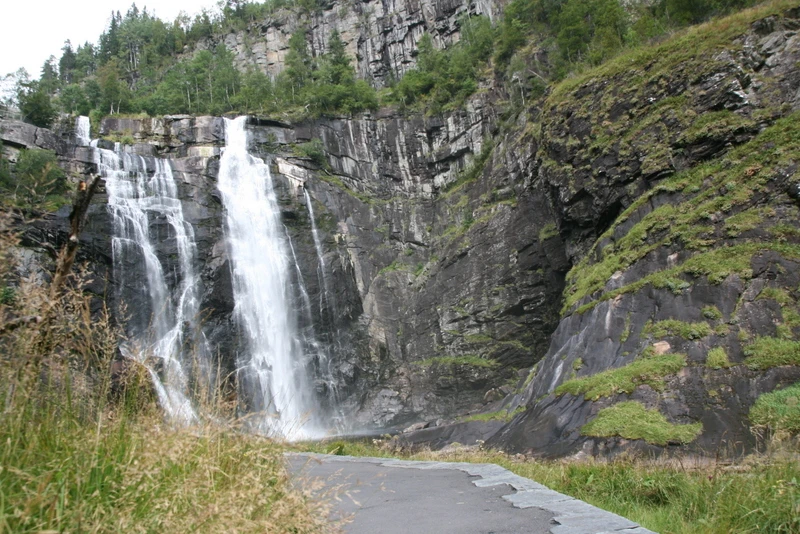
[484,6,800,457]
[200,0,500,87]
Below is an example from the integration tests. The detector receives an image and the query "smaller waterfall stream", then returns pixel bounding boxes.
[75,116,91,146]
[303,190,336,319]
[96,142,204,424]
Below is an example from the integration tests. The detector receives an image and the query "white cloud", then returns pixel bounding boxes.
[1,0,216,79]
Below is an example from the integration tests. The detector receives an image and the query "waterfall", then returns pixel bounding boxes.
[217,116,322,440]
[97,143,204,424]
[303,189,336,319]
[75,116,91,146]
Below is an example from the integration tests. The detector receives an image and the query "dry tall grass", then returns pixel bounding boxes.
[0,214,334,533]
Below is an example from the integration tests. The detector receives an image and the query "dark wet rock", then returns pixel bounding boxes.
[393,420,507,450]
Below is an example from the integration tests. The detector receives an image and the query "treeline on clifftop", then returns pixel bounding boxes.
[6,0,761,126]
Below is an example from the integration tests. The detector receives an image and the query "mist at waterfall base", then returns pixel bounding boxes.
[89,115,344,440]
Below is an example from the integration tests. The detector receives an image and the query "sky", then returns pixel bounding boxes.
[1,0,217,78]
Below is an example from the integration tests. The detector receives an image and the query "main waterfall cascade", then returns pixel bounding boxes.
[83,115,343,439]
[218,116,338,439]
[94,135,207,424]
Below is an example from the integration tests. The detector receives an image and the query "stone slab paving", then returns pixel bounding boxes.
[287,453,657,534]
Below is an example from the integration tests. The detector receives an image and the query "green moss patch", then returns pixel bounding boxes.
[706,347,732,369]
[744,337,800,369]
[680,110,756,146]
[757,287,794,307]
[581,401,703,446]
[555,353,686,400]
[749,382,800,433]
[539,223,559,241]
[643,319,712,340]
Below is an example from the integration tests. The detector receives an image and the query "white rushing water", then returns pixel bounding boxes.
[97,143,203,424]
[218,116,321,439]
[75,116,91,146]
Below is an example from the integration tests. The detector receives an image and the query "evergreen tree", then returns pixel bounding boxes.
[74,43,97,80]
[97,59,130,113]
[59,84,89,115]
[39,57,59,94]
[17,82,57,128]
[282,30,312,103]
[99,11,122,62]
[58,41,77,84]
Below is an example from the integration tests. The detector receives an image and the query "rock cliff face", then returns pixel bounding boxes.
[200,0,500,87]
[3,4,800,455]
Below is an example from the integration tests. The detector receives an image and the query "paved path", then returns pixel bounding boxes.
[287,453,656,534]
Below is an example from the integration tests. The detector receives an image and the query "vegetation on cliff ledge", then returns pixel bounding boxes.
[563,112,800,315]
[580,401,703,445]
[555,352,686,400]
[749,381,800,433]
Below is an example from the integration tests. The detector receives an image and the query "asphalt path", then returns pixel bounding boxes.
[287,453,656,534]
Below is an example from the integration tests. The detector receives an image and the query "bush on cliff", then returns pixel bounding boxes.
[0,148,70,210]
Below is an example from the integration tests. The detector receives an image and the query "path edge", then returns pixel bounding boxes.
[287,453,657,534]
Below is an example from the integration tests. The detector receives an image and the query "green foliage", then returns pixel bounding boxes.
[415,355,499,369]
[17,82,57,128]
[0,286,15,305]
[377,261,405,276]
[749,382,800,433]
[59,84,90,115]
[0,149,70,210]
[757,287,794,307]
[744,337,800,369]
[387,16,493,113]
[706,347,731,369]
[539,223,559,241]
[292,138,327,167]
[268,29,379,117]
[581,401,703,445]
[555,352,686,400]
[643,319,712,340]
[702,306,723,320]
[441,140,495,197]
[26,2,376,124]
[20,0,768,126]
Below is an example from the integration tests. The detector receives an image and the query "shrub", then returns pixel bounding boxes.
[0,148,70,210]
[293,139,327,168]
